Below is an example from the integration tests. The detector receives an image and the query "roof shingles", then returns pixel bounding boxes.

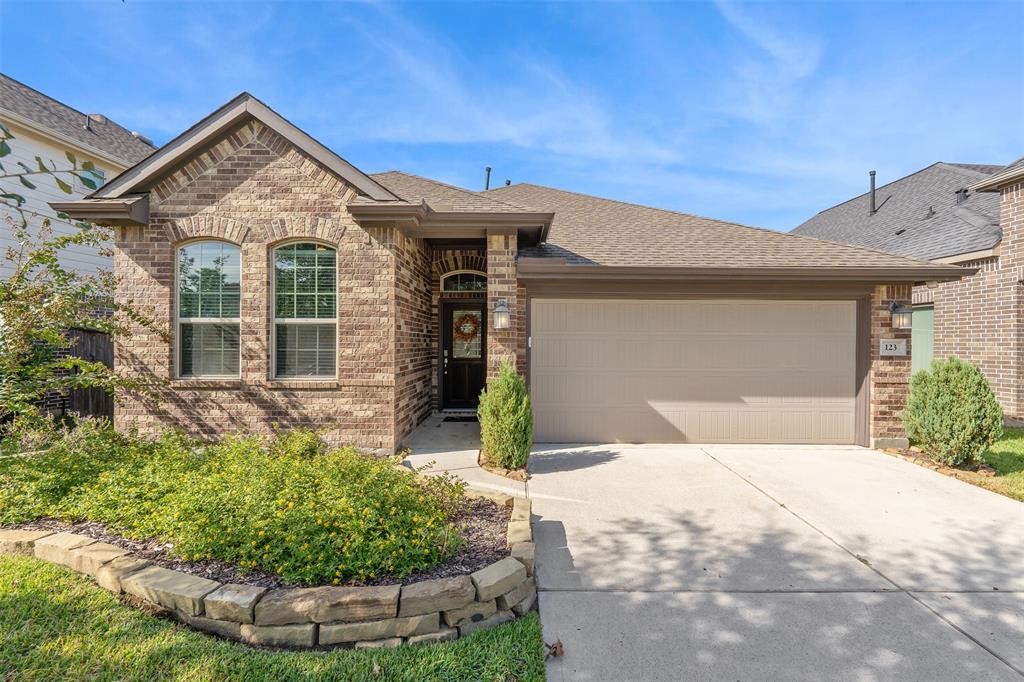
[365,171,539,214]
[486,182,952,271]
[0,73,155,165]
[792,162,1002,261]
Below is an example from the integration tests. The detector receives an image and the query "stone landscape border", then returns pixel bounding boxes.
[0,490,536,650]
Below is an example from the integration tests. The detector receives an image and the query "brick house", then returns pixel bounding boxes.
[56,93,970,452]
[794,160,1024,421]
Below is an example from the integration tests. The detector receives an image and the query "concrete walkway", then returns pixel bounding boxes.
[402,422,1024,681]
[533,444,1024,682]
[402,413,525,497]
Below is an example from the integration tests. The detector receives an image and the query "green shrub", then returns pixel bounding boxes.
[903,357,1003,466]
[0,427,466,584]
[478,362,533,470]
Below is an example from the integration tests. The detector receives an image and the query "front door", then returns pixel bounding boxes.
[442,301,486,409]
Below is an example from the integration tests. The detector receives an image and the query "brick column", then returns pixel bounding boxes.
[870,284,913,448]
[486,232,518,379]
[999,180,1024,420]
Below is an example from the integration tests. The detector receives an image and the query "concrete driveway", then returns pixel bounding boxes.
[530,444,1024,682]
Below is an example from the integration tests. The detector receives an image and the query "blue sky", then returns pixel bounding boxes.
[2,0,1022,230]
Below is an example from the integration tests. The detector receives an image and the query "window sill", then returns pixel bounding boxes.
[170,379,244,390]
[264,379,339,390]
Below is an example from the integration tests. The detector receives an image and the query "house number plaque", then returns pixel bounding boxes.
[879,339,907,356]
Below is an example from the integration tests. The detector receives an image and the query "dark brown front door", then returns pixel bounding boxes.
[442,301,486,409]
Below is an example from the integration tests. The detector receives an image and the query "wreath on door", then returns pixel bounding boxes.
[453,313,481,343]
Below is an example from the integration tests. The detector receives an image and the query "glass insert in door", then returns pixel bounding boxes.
[451,309,483,359]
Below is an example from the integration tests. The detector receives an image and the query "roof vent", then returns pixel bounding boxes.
[89,114,108,124]
[484,166,492,191]
[924,206,936,219]
[131,131,154,146]
[955,187,968,205]
[869,170,877,214]
[83,113,91,131]
[504,179,511,187]
[895,228,906,236]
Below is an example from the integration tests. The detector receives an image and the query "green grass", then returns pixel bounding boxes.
[0,421,466,583]
[974,427,1024,502]
[0,555,546,682]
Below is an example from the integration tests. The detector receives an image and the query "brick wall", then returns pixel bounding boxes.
[393,230,433,443]
[911,180,1024,421]
[871,284,913,447]
[114,120,410,452]
[486,233,518,378]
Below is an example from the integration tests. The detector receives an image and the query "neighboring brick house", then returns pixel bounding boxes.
[793,160,1024,421]
[56,93,969,452]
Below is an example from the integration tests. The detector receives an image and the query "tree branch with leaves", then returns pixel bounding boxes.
[0,122,166,426]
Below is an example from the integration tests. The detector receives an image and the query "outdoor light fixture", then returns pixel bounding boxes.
[493,298,511,330]
[889,302,913,330]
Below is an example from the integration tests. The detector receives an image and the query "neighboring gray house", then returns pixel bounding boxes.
[0,73,155,277]
[793,160,1024,420]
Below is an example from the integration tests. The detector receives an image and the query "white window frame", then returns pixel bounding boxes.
[174,240,242,379]
[440,269,487,293]
[270,241,338,380]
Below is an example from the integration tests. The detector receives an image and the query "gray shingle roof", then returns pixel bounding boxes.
[791,163,1002,261]
[0,73,154,165]
[485,182,955,271]
[365,171,539,213]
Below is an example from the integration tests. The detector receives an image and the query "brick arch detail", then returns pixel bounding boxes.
[432,251,487,279]
[164,215,250,244]
[264,217,348,246]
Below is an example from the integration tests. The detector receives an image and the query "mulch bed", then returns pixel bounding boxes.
[10,496,511,590]
[477,452,528,482]
[881,447,997,479]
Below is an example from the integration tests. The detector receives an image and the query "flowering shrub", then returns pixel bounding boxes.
[0,423,466,583]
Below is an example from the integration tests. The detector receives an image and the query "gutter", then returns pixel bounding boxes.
[970,165,1024,192]
[517,260,975,283]
[49,194,149,226]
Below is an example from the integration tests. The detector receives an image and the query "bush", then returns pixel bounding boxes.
[478,362,533,470]
[0,426,466,584]
[903,357,1003,466]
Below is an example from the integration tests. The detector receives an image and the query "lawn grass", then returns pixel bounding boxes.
[0,555,546,682]
[972,427,1024,502]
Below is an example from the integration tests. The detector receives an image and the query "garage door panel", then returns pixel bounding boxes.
[531,299,857,444]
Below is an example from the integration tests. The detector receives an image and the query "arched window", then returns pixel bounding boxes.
[176,241,241,378]
[272,242,337,378]
[441,270,487,292]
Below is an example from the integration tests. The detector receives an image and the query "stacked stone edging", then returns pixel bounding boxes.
[0,490,536,650]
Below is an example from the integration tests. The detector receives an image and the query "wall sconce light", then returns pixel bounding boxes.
[889,302,913,330]
[493,298,511,330]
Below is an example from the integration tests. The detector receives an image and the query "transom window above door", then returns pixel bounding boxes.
[176,241,241,378]
[441,271,486,292]
[272,242,337,379]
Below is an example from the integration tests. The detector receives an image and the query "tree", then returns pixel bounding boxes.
[0,123,165,425]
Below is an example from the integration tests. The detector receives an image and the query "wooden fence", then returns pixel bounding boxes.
[57,329,114,420]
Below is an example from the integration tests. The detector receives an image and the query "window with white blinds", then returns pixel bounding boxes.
[177,241,241,378]
[272,243,337,378]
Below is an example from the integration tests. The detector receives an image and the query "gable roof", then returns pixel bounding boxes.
[90,92,398,201]
[791,163,1002,261]
[485,182,967,280]
[0,73,155,166]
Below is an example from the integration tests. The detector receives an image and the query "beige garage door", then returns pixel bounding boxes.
[530,299,857,444]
